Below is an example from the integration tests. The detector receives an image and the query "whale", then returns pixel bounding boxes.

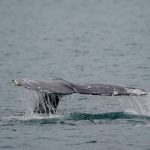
[12,78,148,114]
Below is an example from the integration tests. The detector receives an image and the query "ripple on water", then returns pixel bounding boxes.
[2,111,150,126]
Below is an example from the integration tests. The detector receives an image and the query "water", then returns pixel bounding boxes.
[0,0,150,149]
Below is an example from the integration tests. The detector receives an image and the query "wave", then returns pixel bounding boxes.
[2,111,150,125]
[67,112,150,121]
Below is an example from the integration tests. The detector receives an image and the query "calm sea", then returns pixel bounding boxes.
[0,0,150,149]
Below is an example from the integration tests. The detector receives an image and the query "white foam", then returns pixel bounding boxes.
[3,113,62,121]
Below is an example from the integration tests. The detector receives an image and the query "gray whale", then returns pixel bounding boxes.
[12,78,147,114]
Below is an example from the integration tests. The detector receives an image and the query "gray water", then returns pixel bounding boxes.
[0,0,150,149]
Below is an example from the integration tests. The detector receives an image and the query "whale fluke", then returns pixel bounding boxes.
[12,79,75,95]
[12,78,147,96]
[12,78,148,114]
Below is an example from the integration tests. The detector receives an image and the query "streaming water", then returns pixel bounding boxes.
[22,89,57,116]
[119,95,150,116]
[19,89,150,120]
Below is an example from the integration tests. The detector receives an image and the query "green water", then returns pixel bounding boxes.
[0,0,150,149]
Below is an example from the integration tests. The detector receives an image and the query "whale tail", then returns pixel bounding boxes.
[12,78,148,115]
[12,79,65,115]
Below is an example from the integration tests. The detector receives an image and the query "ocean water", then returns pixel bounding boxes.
[0,0,150,149]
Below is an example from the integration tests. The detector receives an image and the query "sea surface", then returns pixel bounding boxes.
[0,0,150,150]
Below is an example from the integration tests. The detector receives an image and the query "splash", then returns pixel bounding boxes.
[3,113,62,122]
[119,95,150,116]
